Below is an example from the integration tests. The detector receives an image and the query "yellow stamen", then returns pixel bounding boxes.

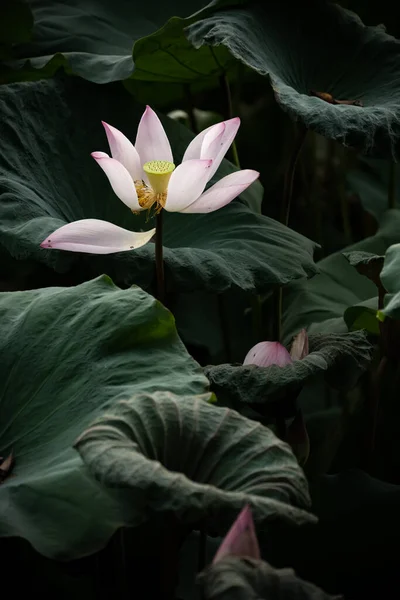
[143,160,175,196]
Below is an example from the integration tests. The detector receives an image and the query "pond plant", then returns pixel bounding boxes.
[1,0,400,598]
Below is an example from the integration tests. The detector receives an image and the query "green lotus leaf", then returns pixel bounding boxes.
[0,76,317,295]
[381,243,400,319]
[1,0,239,95]
[75,391,315,534]
[283,210,400,340]
[188,0,400,158]
[204,332,373,412]
[344,297,379,334]
[0,276,209,559]
[198,556,342,600]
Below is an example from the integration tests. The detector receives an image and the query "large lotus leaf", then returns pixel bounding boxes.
[1,0,238,92]
[381,243,400,318]
[204,332,373,413]
[347,158,400,221]
[0,276,210,559]
[0,76,317,294]
[283,210,400,340]
[188,0,400,158]
[198,556,341,600]
[75,391,315,534]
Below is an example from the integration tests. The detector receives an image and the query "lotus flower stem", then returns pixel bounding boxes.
[198,523,207,572]
[155,211,165,303]
[281,123,307,226]
[184,84,199,134]
[388,162,397,210]
[219,73,241,169]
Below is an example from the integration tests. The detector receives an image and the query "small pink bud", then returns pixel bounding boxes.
[290,329,309,361]
[213,505,261,563]
[243,341,293,368]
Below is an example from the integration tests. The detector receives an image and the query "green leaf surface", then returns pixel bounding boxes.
[343,297,379,334]
[283,210,400,340]
[0,276,209,559]
[75,391,315,534]
[381,243,400,318]
[0,76,317,294]
[188,0,400,158]
[2,0,240,94]
[205,332,373,412]
[198,556,342,600]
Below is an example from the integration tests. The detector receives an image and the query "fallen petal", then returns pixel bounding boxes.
[290,329,309,361]
[91,153,142,211]
[164,159,212,212]
[243,341,293,367]
[181,169,259,214]
[213,505,261,563]
[135,106,173,170]
[101,122,142,181]
[40,219,155,254]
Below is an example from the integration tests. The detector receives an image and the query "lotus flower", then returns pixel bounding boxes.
[40,106,259,254]
[243,329,309,367]
[213,505,261,564]
[243,341,293,368]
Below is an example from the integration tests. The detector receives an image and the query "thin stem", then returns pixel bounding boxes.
[388,162,397,210]
[272,287,282,343]
[219,73,241,168]
[184,84,199,134]
[198,524,207,573]
[365,356,387,470]
[155,211,165,303]
[281,124,307,226]
[218,294,232,362]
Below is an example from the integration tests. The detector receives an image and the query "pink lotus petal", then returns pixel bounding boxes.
[290,329,309,361]
[164,159,212,212]
[40,219,155,254]
[243,341,293,368]
[204,117,241,181]
[181,169,259,214]
[200,122,225,160]
[213,505,261,563]
[91,153,142,212]
[101,122,142,181]
[135,106,173,169]
[182,122,222,162]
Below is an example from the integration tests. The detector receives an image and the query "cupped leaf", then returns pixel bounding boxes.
[205,332,373,412]
[0,276,209,559]
[283,210,400,340]
[188,0,400,158]
[75,391,315,533]
[381,243,400,319]
[198,556,342,600]
[0,76,317,294]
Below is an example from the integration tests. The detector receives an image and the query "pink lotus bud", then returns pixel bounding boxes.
[213,505,260,563]
[243,341,293,367]
[290,329,309,361]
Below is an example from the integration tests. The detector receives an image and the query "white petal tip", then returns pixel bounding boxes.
[91,151,109,160]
